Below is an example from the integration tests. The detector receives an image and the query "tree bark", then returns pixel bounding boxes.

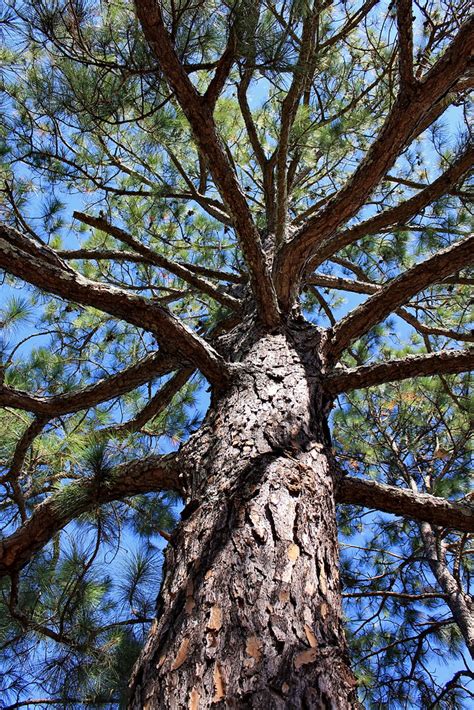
[128,325,358,708]
[419,523,474,657]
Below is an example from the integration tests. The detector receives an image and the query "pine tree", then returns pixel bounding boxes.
[0,1,473,707]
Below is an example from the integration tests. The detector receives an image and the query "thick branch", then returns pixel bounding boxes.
[0,351,177,417]
[337,476,474,533]
[306,146,473,269]
[275,17,474,306]
[274,7,318,246]
[134,0,280,327]
[419,522,474,656]
[307,274,474,342]
[396,0,414,88]
[204,28,237,108]
[308,273,379,295]
[237,70,267,171]
[0,454,181,577]
[0,224,230,386]
[326,235,474,358]
[58,248,150,264]
[325,349,474,394]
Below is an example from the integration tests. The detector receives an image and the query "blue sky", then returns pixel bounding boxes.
[0,28,471,704]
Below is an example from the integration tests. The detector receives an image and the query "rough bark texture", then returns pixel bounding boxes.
[128,324,358,708]
[0,454,181,577]
[337,477,474,533]
[325,349,474,394]
[325,234,474,359]
[0,225,230,387]
[420,523,474,657]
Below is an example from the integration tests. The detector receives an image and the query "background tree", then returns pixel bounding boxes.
[0,0,473,707]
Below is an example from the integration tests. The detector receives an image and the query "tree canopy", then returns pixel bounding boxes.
[0,0,472,707]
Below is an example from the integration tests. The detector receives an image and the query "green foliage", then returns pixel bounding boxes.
[0,0,472,706]
[335,372,472,707]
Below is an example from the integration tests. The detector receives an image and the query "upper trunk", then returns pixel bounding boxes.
[128,323,358,708]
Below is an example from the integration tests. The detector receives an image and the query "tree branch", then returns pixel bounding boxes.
[307,274,474,342]
[336,476,474,533]
[162,146,232,225]
[4,698,106,709]
[58,248,244,283]
[73,211,241,311]
[318,0,379,53]
[397,307,474,344]
[0,224,230,386]
[419,521,474,656]
[427,670,474,710]
[134,0,280,327]
[275,17,474,306]
[2,417,47,522]
[342,591,447,600]
[0,454,181,577]
[101,367,194,437]
[274,6,318,246]
[396,0,414,89]
[237,68,277,231]
[325,235,474,359]
[0,351,178,417]
[307,273,379,295]
[203,27,237,108]
[305,145,473,269]
[237,70,267,171]
[325,349,474,394]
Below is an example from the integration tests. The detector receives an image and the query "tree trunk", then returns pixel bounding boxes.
[128,324,358,708]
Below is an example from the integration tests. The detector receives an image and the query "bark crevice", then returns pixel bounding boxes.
[128,328,358,708]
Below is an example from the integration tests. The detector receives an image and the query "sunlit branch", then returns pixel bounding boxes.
[73,212,241,311]
[0,224,230,386]
[419,522,474,656]
[0,454,181,577]
[0,351,178,417]
[325,349,474,394]
[307,273,379,295]
[396,0,414,88]
[134,0,280,327]
[325,235,474,359]
[305,146,473,269]
[204,27,237,108]
[307,274,474,343]
[274,6,318,246]
[58,248,243,283]
[237,70,268,171]
[276,18,474,307]
[336,476,474,533]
